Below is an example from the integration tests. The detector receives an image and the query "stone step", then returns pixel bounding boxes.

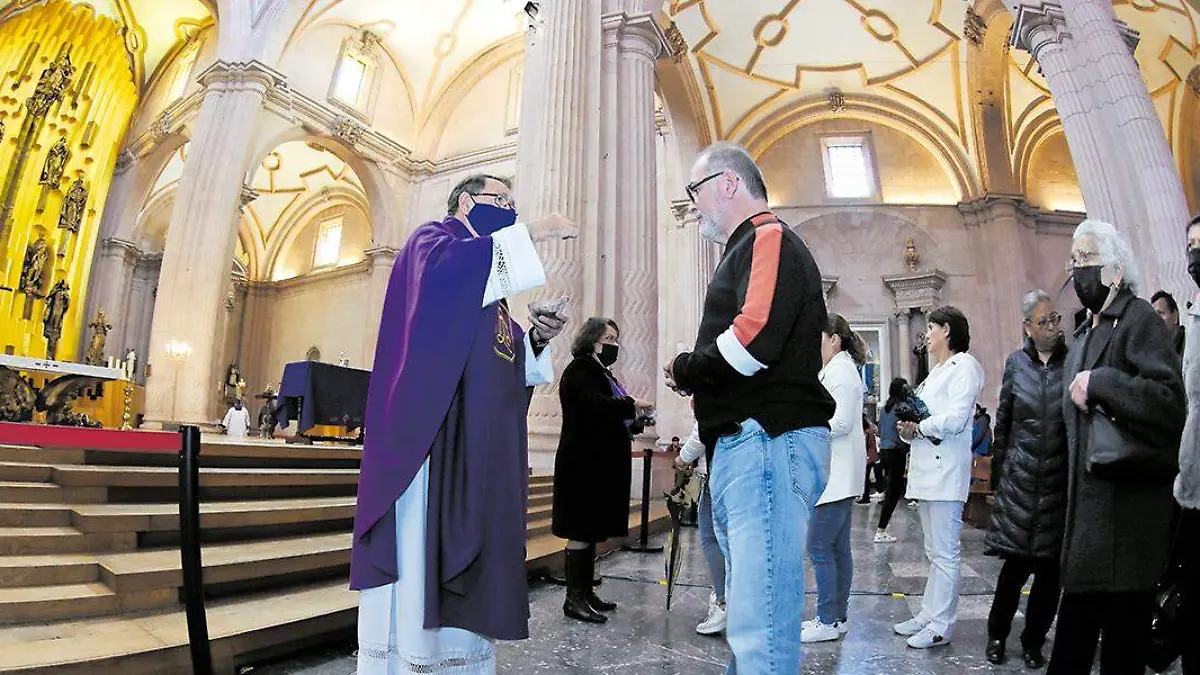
[68,497,356,534]
[0,529,136,556]
[50,465,360,489]
[0,465,53,484]
[0,484,63,505]
[0,505,72,528]
[0,446,85,466]
[0,555,99,588]
[0,583,119,626]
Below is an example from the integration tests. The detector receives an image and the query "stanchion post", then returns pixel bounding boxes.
[623,447,663,553]
[179,425,213,675]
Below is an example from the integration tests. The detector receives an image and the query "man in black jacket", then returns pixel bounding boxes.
[666,142,834,674]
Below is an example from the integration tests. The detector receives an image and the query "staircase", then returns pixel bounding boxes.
[0,439,668,674]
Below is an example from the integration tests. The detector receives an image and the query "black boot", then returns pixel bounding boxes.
[584,546,616,612]
[1022,647,1046,669]
[563,549,606,623]
[986,638,1006,665]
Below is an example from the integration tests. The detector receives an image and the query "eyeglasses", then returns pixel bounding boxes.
[1026,312,1063,329]
[686,172,724,203]
[1068,250,1101,269]
[474,192,516,211]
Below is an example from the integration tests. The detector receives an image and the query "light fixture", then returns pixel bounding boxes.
[165,340,192,362]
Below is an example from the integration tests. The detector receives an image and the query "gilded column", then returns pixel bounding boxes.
[143,61,283,427]
[1061,0,1192,296]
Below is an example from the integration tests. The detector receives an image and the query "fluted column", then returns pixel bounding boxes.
[609,13,666,403]
[515,1,602,451]
[144,61,283,427]
[1061,0,1192,295]
[1010,4,1131,227]
[895,308,913,383]
[81,238,140,358]
[362,246,398,367]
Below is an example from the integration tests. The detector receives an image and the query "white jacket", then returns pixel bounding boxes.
[904,352,985,503]
[817,351,867,505]
[679,422,707,473]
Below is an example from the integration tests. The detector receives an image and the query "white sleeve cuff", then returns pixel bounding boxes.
[524,333,554,387]
[679,424,705,463]
[482,223,547,307]
[716,328,767,376]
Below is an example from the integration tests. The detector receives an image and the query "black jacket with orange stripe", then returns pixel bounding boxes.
[672,211,836,452]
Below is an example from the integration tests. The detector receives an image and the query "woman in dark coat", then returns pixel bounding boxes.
[552,318,652,623]
[1049,220,1186,675]
[984,290,1069,669]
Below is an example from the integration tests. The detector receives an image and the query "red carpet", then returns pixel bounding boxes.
[0,421,179,453]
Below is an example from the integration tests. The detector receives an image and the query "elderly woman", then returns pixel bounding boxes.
[552,318,653,624]
[1048,220,1186,675]
[1170,214,1200,674]
[801,313,868,643]
[984,290,1069,669]
[894,306,985,649]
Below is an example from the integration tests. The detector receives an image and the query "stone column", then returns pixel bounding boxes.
[82,238,140,358]
[895,308,912,383]
[515,0,602,453]
[361,246,398,367]
[960,196,1034,349]
[1009,4,1131,228]
[1061,0,1192,295]
[143,61,282,427]
[609,13,666,402]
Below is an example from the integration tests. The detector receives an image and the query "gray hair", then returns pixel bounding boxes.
[1020,289,1053,323]
[695,142,769,201]
[446,174,512,214]
[1073,218,1143,295]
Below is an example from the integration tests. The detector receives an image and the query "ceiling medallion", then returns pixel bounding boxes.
[964,8,986,48]
[828,90,846,113]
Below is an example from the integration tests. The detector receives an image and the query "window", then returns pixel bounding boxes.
[333,54,368,106]
[821,136,877,200]
[313,218,343,269]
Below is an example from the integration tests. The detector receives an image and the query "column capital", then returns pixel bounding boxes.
[895,307,912,320]
[197,60,286,95]
[1009,3,1069,60]
[601,12,669,61]
[882,270,948,312]
[364,246,399,265]
[101,237,142,262]
[957,193,1038,227]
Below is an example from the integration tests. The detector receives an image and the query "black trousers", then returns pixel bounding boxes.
[1046,590,1155,675]
[986,555,1061,650]
[861,461,885,498]
[876,447,908,530]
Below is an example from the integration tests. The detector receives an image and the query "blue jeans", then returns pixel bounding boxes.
[698,483,726,603]
[710,419,831,675]
[808,498,854,625]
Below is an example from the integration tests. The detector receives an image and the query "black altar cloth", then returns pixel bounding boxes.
[274,361,370,435]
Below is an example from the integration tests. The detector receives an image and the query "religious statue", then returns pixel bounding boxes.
[58,177,87,232]
[85,308,112,365]
[40,138,70,187]
[0,118,6,144]
[20,234,50,296]
[224,363,246,400]
[26,51,74,119]
[42,279,70,360]
[904,236,921,271]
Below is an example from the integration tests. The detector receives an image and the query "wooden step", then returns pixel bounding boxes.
[0,555,99,587]
[0,528,136,556]
[0,505,71,528]
[0,583,120,625]
[0,464,53,483]
[69,497,356,534]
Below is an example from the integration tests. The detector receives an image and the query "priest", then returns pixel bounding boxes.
[351,174,576,675]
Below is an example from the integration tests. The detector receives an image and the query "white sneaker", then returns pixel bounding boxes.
[836,618,850,636]
[696,594,726,636]
[801,619,842,643]
[906,625,950,649]
[894,616,931,636]
[874,530,898,544]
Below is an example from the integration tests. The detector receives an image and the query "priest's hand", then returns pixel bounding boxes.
[528,298,569,342]
[527,214,578,243]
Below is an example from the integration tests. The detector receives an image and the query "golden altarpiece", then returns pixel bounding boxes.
[0,1,140,427]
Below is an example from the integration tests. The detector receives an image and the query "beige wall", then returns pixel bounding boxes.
[274,204,372,280]
[435,61,519,159]
[758,119,958,207]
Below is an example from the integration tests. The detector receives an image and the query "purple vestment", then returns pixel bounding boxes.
[351,215,533,641]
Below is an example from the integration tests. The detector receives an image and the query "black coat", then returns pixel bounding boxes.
[1061,289,1186,593]
[986,337,1069,560]
[551,355,637,543]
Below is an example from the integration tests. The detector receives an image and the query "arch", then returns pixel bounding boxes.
[1012,109,1063,195]
[109,132,192,243]
[740,94,982,201]
[214,0,252,61]
[261,184,372,279]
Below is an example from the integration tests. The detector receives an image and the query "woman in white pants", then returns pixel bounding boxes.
[895,305,985,649]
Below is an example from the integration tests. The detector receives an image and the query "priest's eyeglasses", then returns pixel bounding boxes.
[475,192,516,211]
[686,172,724,203]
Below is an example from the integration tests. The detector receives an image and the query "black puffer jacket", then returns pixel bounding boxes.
[985,336,1069,559]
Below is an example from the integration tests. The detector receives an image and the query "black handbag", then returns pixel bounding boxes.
[1084,406,1178,481]
[1147,519,1186,673]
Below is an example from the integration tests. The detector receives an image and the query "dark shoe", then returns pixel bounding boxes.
[986,639,1006,665]
[1022,648,1046,669]
[582,549,616,611]
[563,549,606,624]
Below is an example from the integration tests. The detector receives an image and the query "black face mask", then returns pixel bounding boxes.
[1188,249,1200,289]
[1073,265,1113,314]
[598,343,619,367]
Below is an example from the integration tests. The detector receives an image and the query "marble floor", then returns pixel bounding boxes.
[248,498,1181,675]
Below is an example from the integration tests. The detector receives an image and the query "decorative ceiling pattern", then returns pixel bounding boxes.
[0,0,212,89]
[668,0,971,149]
[283,0,526,117]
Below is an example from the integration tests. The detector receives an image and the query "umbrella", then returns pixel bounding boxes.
[663,465,705,611]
